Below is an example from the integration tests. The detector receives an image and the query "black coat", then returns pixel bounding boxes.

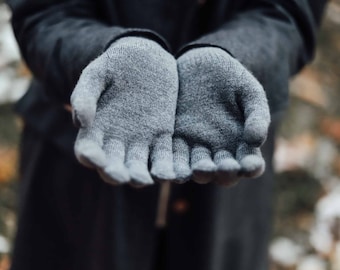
[7,0,326,151]
[6,0,326,270]
[11,119,280,270]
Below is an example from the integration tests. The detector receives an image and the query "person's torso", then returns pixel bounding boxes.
[96,0,249,51]
[16,0,267,154]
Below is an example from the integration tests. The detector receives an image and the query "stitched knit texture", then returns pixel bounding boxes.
[71,37,178,186]
[173,47,271,186]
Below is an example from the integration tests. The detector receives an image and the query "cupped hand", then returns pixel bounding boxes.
[173,47,270,186]
[71,37,179,186]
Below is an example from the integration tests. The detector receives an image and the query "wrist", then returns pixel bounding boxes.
[106,36,174,61]
[177,46,232,68]
[111,36,165,51]
[105,29,170,53]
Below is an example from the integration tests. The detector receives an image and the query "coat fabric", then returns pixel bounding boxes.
[11,118,279,270]
[7,0,326,153]
[6,0,326,269]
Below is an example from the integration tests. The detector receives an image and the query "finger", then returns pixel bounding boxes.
[173,137,191,183]
[213,150,240,187]
[236,142,265,178]
[125,142,153,187]
[99,139,130,185]
[237,73,271,147]
[191,146,217,184]
[74,127,106,169]
[70,56,108,128]
[150,134,176,181]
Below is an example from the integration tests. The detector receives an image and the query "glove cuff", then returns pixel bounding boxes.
[177,46,233,69]
[176,43,234,59]
[104,29,171,53]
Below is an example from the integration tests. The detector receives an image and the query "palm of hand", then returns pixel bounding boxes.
[173,48,270,186]
[71,37,178,186]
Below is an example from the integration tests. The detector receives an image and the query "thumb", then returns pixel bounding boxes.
[70,57,107,128]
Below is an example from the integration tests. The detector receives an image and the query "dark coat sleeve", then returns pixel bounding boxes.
[6,0,167,104]
[179,0,328,113]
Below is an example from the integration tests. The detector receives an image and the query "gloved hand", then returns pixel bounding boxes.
[173,47,271,186]
[70,37,178,186]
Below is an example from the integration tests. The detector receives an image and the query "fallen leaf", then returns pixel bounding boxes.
[321,117,340,143]
[0,147,18,182]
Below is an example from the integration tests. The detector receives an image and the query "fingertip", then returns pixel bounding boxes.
[239,155,265,178]
[72,109,82,128]
[192,170,215,185]
[70,83,99,128]
[151,160,176,181]
[100,163,130,185]
[244,119,269,147]
[71,104,96,128]
[215,174,240,188]
[74,140,107,168]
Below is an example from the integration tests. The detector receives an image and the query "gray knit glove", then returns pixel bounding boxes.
[70,37,178,186]
[173,47,270,186]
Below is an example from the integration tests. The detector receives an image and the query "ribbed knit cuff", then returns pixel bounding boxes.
[104,28,171,53]
[176,43,235,59]
[177,46,234,71]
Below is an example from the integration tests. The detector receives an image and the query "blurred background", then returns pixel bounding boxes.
[0,1,339,270]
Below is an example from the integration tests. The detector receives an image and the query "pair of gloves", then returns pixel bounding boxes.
[70,36,270,187]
